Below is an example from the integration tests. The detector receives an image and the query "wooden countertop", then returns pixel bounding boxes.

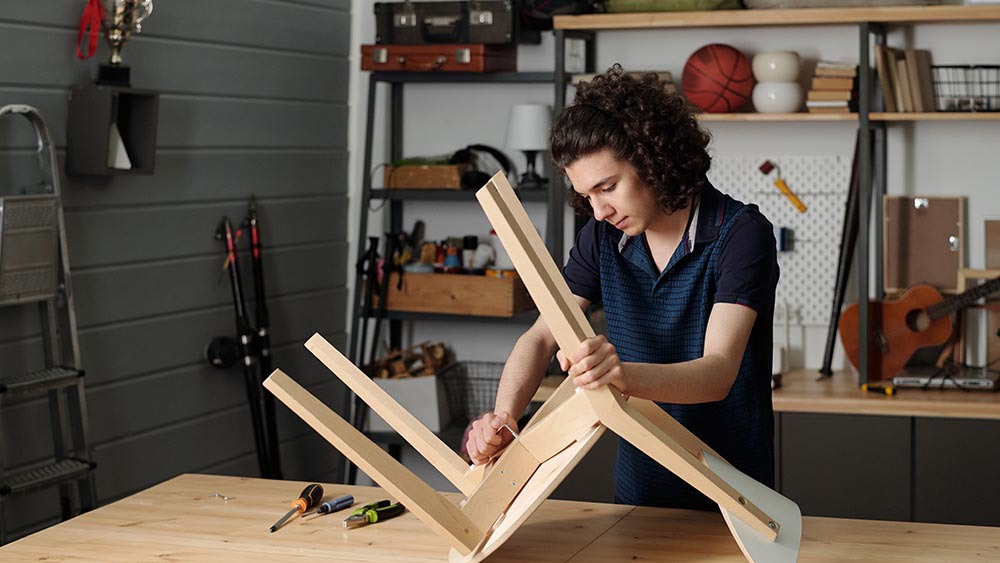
[774,369,1000,420]
[3,474,998,562]
[534,370,1000,420]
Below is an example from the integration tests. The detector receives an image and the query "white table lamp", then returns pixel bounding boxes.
[505,104,551,190]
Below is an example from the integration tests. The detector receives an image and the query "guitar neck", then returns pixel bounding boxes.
[928,276,1000,320]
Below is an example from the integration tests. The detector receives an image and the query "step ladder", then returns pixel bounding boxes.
[0,105,97,544]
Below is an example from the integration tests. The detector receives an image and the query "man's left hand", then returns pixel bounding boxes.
[558,335,627,393]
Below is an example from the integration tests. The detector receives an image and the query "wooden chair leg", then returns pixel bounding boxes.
[586,388,779,542]
[263,369,483,554]
[628,398,723,462]
[305,333,479,496]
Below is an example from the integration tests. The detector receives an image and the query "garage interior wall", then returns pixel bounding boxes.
[0,0,350,538]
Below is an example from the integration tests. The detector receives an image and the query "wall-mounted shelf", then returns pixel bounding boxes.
[370,188,549,201]
[365,309,539,323]
[697,113,858,122]
[551,5,1000,386]
[66,85,158,176]
[554,5,1000,30]
[371,71,560,84]
[871,112,1000,121]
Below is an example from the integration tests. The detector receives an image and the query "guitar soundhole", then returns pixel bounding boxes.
[906,309,931,333]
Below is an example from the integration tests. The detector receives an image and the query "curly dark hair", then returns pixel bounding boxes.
[551,65,712,215]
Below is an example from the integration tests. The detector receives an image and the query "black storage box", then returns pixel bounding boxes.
[374,1,539,45]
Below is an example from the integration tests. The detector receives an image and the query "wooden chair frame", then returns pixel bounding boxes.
[264,173,801,562]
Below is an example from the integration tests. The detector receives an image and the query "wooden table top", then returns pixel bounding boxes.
[3,474,998,562]
[535,369,1000,420]
[773,369,1000,420]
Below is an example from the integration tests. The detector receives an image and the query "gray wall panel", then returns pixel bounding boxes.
[2,150,347,207]
[2,1,350,49]
[0,307,41,343]
[63,150,347,207]
[92,380,344,501]
[0,26,90,88]
[0,27,346,103]
[145,0,350,56]
[124,38,345,102]
[76,290,347,387]
[64,196,347,268]
[73,242,346,327]
[0,333,347,470]
[0,1,349,538]
[157,96,347,149]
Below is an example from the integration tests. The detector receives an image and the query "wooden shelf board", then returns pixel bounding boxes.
[696,112,857,122]
[555,6,1000,30]
[871,112,1000,121]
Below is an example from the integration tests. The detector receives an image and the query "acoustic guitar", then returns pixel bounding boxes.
[839,276,1000,381]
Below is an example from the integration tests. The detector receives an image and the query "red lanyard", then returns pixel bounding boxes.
[76,0,105,59]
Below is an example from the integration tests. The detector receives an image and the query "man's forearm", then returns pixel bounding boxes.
[624,354,740,404]
[493,327,559,420]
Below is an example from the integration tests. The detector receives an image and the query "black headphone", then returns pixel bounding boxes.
[450,144,513,190]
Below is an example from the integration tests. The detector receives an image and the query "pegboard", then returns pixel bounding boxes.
[708,155,852,325]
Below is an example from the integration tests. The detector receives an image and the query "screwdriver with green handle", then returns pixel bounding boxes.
[269,484,323,532]
[343,499,406,529]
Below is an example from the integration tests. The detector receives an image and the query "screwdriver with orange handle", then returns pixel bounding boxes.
[269,484,323,533]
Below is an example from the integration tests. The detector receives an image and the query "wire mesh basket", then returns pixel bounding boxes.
[439,361,505,422]
[932,65,1000,112]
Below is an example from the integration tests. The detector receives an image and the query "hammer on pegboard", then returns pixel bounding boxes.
[759,160,807,213]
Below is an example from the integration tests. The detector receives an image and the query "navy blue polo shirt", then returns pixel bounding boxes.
[563,182,779,510]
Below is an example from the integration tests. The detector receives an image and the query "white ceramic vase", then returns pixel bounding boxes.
[752,82,803,113]
[752,51,801,82]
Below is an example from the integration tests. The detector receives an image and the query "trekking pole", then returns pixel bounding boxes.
[346,236,381,484]
[245,196,282,479]
[216,217,271,477]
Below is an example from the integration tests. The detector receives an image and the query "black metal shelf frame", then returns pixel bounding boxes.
[349,70,578,367]
[550,22,996,386]
[343,67,594,481]
[370,188,549,202]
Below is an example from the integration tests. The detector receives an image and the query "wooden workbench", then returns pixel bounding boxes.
[534,368,1000,420]
[773,369,1000,420]
[2,473,997,561]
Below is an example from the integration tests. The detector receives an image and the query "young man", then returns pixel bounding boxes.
[465,66,780,510]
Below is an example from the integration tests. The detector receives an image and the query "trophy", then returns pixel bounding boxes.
[99,0,154,86]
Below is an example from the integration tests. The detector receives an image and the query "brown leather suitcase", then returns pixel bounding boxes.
[360,44,516,73]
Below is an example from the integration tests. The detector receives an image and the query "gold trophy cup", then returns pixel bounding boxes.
[99,0,153,85]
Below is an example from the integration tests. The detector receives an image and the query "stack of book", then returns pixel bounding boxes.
[806,61,857,114]
[874,46,936,113]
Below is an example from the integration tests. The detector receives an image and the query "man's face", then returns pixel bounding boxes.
[566,149,660,237]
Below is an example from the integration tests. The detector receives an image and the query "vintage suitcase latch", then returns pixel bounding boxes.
[470,9,494,26]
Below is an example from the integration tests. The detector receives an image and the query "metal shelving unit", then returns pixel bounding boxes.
[553,5,1000,385]
[342,68,587,481]
[348,70,574,366]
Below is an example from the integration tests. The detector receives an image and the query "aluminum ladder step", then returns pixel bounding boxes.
[0,458,95,496]
[0,367,84,395]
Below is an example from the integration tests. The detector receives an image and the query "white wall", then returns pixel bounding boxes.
[347,5,1000,371]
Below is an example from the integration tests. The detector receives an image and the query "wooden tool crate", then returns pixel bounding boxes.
[381,272,533,317]
[384,164,470,189]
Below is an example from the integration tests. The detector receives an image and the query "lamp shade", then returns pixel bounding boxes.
[505,104,551,151]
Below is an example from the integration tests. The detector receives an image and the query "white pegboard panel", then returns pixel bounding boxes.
[708,155,852,325]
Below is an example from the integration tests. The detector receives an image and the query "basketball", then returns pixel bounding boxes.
[681,44,754,113]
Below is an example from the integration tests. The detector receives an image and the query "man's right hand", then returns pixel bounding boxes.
[466,411,519,465]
